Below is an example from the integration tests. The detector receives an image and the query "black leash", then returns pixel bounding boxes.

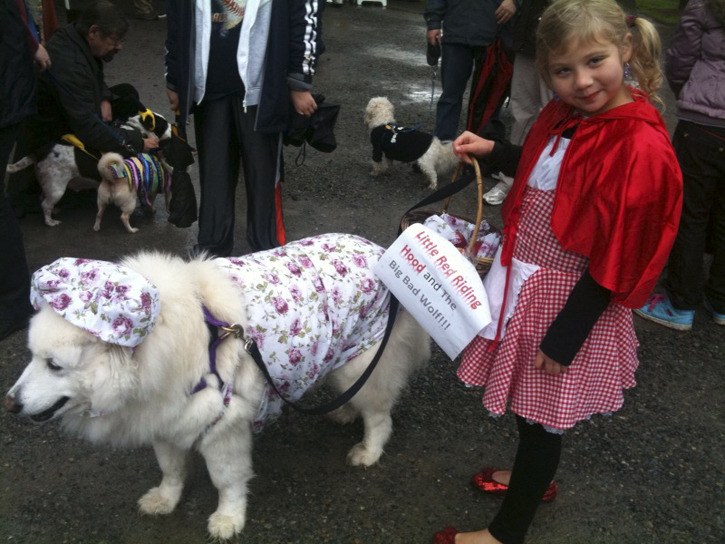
[204,296,400,416]
[249,296,399,415]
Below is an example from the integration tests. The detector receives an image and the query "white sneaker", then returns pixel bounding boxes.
[483,180,511,205]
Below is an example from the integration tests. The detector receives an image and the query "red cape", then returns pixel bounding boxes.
[500,90,682,308]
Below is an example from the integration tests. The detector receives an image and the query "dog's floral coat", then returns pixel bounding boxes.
[216,234,391,430]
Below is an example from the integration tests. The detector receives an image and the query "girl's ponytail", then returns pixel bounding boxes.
[626,15,664,106]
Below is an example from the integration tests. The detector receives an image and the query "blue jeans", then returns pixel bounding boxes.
[435,42,486,141]
[665,121,725,313]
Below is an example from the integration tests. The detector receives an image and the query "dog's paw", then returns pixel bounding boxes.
[427,181,439,190]
[370,163,387,177]
[208,511,245,540]
[138,486,180,515]
[45,218,61,227]
[347,442,383,467]
[328,404,359,425]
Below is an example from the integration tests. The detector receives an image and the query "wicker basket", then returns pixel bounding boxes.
[400,158,496,278]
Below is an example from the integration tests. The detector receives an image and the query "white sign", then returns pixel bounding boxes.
[374,223,491,359]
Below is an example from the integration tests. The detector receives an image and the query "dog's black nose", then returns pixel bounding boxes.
[3,395,23,414]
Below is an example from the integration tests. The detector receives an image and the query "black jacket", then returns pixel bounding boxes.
[165,0,320,134]
[28,24,143,155]
[370,124,433,163]
[424,0,502,47]
[0,0,36,129]
[511,0,549,57]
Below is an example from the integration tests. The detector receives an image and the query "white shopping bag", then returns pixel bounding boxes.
[374,223,492,359]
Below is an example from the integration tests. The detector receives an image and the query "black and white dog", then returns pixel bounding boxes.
[364,97,458,189]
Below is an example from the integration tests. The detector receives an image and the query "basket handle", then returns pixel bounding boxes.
[442,157,484,258]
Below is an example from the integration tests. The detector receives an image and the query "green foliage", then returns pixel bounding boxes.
[636,0,682,25]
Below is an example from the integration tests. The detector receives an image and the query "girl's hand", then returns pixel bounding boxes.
[453,131,494,163]
[534,350,568,375]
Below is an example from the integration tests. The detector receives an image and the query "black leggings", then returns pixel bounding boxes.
[488,416,563,544]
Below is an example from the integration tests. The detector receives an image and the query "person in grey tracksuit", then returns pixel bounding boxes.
[165,0,320,256]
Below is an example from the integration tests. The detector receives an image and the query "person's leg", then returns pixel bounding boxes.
[435,42,474,141]
[509,54,547,146]
[703,130,725,317]
[0,124,34,340]
[234,102,285,252]
[665,121,721,310]
[487,417,563,544]
[193,95,240,257]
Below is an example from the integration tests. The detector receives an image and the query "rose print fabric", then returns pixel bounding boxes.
[216,233,391,430]
[30,258,161,348]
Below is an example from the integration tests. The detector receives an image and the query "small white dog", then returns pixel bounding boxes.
[4,233,430,540]
[364,96,458,189]
[6,111,171,227]
[94,152,170,233]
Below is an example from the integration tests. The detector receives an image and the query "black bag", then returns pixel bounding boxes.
[426,42,440,67]
[284,94,340,153]
[166,121,197,228]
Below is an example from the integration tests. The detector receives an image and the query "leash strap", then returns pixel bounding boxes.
[399,165,479,234]
[245,296,400,415]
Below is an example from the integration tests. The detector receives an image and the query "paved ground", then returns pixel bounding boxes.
[1,2,723,544]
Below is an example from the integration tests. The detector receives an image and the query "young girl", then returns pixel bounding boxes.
[433,1,682,543]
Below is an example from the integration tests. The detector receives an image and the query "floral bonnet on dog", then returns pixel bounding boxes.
[30,258,160,347]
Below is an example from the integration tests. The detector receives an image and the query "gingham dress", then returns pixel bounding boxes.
[458,187,640,431]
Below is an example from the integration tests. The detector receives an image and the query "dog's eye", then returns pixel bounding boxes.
[45,358,62,371]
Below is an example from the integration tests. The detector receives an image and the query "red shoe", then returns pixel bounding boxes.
[471,467,558,502]
[432,526,459,544]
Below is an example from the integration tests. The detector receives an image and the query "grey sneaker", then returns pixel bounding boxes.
[483,180,511,205]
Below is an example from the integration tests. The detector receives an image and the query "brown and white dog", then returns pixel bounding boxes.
[6,111,171,227]
[94,151,170,233]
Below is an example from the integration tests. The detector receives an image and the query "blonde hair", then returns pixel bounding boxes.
[536,0,664,106]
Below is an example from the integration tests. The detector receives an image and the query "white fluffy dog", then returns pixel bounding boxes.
[364,96,458,189]
[4,234,430,540]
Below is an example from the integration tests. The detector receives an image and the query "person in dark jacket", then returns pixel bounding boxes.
[424,0,515,141]
[484,0,552,206]
[165,0,320,256]
[26,0,158,161]
[0,0,50,341]
[635,0,725,329]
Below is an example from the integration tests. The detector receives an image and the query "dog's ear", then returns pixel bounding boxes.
[85,345,138,414]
